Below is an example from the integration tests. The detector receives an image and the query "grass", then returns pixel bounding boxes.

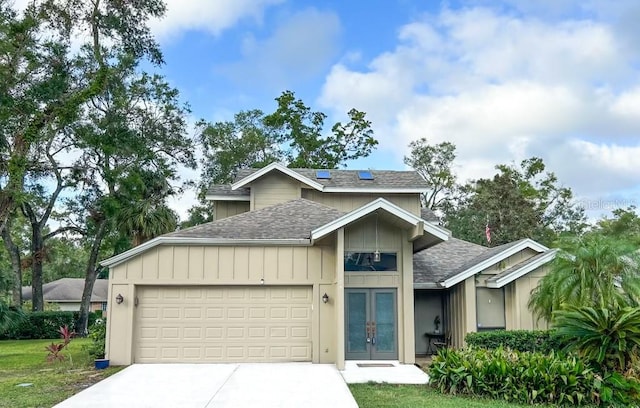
[0,338,122,408]
[349,384,534,408]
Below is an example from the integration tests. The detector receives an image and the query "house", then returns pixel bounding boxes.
[22,278,108,315]
[101,163,554,367]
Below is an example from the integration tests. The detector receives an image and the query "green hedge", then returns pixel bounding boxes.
[465,329,565,353]
[0,311,100,339]
[429,347,640,406]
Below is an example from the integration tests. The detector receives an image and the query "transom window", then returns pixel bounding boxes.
[344,252,397,272]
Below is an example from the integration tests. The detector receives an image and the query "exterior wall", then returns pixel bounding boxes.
[250,172,302,210]
[505,264,550,330]
[446,276,476,348]
[414,291,444,354]
[302,190,421,215]
[213,201,250,220]
[54,302,104,312]
[106,244,335,365]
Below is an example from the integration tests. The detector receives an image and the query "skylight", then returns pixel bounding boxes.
[316,170,331,179]
[358,171,374,180]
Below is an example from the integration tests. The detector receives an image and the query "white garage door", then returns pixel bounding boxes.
[134,286,312,363]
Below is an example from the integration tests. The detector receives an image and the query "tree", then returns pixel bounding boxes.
[197,90,377,191]
[68,53,195,335]
[597,206,640,244]
[404,138,457,210]
[0,0,165,235]
[444,157,586,246]
[528,235,640,322]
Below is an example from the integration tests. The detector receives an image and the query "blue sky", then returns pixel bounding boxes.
[103,1,640,220]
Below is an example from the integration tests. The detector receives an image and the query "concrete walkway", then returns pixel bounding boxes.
[341,360,430,384]
[54,363,358,408]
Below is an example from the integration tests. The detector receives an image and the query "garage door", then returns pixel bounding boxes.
[134,286,312,363]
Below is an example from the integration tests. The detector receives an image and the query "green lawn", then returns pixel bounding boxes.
[0,338,122,408]
[349,384,534,408]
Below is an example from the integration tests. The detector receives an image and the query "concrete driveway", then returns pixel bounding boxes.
[53,363,358,408]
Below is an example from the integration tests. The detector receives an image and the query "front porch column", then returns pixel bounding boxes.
[335,228,346,370]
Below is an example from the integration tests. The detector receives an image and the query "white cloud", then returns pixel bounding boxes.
[149,0,284,41]
[319,5,640,213]
[216,8,341,90]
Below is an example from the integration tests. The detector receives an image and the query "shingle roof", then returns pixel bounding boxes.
[420,208,440,224]
[231,167,429,189]
[22,278,108,302]
[167,198,345,240]
[413,238,542,286]
[413,238,489,285]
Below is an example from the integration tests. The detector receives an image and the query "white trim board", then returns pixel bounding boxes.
[231,162,324,191]
[486,249,557,288]
[205,194,250,201]
[440,238,549,288]
[311,197,450,242]
[101,237,311,268]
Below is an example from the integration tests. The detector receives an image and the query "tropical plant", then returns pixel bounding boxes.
[84,318,107,359]
[45,325,75,363]
[429,346,640,406]
[0,300,24,333]
[529,235,640,322]
[554,305,640,372]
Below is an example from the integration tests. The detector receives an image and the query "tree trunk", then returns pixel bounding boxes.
[30,221,44,312]
[76,220,108,336]
[0,220,22,308]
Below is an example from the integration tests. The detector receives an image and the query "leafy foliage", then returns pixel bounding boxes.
[84,318,107,359]
[197,90,377,191]
[404,138,456,210]
[0,311,99,340]
[529,235,640,321]
[429,347,640,406]
[444,157,586,246]
[45,325,74,363]
[465,330,565,354]
[0,300,25,333]
[554,306,640,372]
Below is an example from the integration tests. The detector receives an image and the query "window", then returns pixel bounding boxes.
[316,170,331,179]
[476,288,505,330]
[358,171,374,180]
[101,302,108,311]
[344,252,397,271]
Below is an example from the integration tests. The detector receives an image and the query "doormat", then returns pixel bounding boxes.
[356,363,395,368]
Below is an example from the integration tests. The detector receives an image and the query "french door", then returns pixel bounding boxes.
[345,289,398,360]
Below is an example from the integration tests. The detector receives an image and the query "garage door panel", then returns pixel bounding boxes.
[134,286,312,363]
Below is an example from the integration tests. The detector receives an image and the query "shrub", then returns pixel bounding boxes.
[429,347,640,406]
[0,310,100,339]
[554,305,640,372]
[84,318,107,359]
[465,329,565,353]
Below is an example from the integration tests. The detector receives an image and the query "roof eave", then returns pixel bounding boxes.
[486,249,558,288]
[440,238,550,288]
[231,163,324,191]
[205,194,250,201]
[101,237,312,268]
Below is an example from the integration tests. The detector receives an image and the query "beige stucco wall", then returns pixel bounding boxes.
[250,172,302,210]
[214,201,250,220]
[106,244,336,365]
[303,190,422,215]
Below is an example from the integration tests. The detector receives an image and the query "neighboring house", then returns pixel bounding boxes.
[101,162,554,368]
[22,278,108,315]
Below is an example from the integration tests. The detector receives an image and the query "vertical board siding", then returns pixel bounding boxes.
[252,173,302,210]
[214,201,250,221]
[111,245,334,285]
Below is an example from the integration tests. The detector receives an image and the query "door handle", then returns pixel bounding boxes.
[366,321,371,343]
[371,322,376,345]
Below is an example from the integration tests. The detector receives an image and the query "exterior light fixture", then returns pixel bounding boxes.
[260,278,264,285]
[374,212,381,263]
[115,294,124,304]
[322,293,329,303]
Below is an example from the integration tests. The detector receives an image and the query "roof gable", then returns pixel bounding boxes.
[311,198,450,242]
[439,238,549,288]
[486,249,557,288]
[231,163,324,192]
